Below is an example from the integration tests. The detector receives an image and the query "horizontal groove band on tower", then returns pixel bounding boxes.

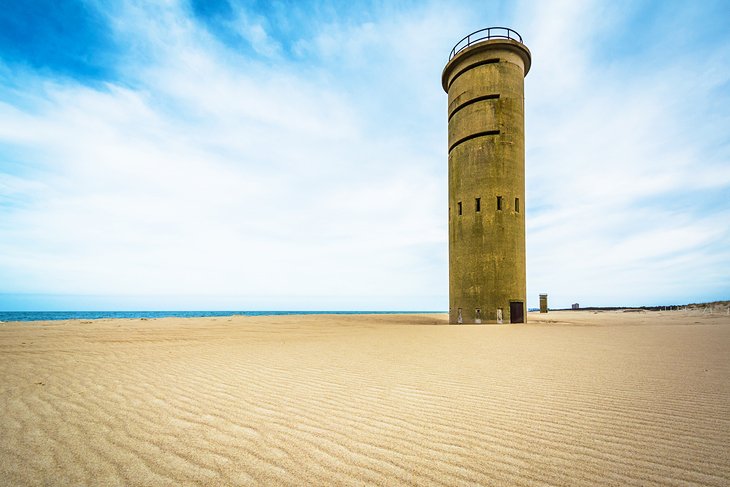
[448,130,500,153]
[446,58,499,91]
[448,94,500,121]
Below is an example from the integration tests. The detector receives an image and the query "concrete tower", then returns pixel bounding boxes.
[442,27,531,324]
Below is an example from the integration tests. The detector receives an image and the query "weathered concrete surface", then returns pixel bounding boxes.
[442,38,531,324]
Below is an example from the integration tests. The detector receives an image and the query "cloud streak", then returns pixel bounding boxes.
[0,0,728,310]
[521,0,730,306]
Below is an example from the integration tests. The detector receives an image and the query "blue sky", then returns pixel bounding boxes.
[0,0,728,311]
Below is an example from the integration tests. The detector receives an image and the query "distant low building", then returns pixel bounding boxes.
[572,303,580,310]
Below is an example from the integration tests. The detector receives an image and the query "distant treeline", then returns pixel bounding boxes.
[552,300,729,312]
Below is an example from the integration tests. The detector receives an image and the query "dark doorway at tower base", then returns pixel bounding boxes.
[510,302,525,323]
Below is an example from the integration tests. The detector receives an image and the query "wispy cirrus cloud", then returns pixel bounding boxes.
[0,1,460,310]
[0,0,727,310]
[520,0,730,306]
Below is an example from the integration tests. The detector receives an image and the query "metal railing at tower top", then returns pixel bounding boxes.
[448,27,524,60]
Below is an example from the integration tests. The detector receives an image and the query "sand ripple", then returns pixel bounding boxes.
[1,311,729,485]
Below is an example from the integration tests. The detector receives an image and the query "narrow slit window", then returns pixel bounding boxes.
[475,197,481,212]
[496,196,502,210]
[515,198,520,213]
[458,201,462,215]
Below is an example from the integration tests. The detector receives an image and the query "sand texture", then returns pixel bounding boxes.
[1,310,729,486]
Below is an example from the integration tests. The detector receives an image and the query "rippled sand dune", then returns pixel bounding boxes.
[1,310,729,486]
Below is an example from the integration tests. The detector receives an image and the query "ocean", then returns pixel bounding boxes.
[0,310,442,323]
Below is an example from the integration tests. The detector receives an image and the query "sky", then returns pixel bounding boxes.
[0,0,728,311]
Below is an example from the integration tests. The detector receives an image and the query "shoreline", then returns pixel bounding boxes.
[3,306,729,326]
[0,310,447,324]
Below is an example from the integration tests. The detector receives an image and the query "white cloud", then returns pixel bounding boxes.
[0,0,728,310]
[0,1,457,309]
[521,0,730,307]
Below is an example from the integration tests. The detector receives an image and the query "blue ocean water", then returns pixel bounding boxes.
[0,310,442,323]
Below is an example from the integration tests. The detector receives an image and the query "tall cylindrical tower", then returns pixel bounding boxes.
[442,27,531,324]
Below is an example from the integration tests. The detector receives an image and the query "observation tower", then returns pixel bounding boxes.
[442,27,531,324]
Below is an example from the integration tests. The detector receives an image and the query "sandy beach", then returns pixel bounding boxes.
[1,310,729,486]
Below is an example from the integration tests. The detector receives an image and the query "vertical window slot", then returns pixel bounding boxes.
[496,196,502,210]
[458,201,462,215]
[515,198,520,213]
[475,197,481,212]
